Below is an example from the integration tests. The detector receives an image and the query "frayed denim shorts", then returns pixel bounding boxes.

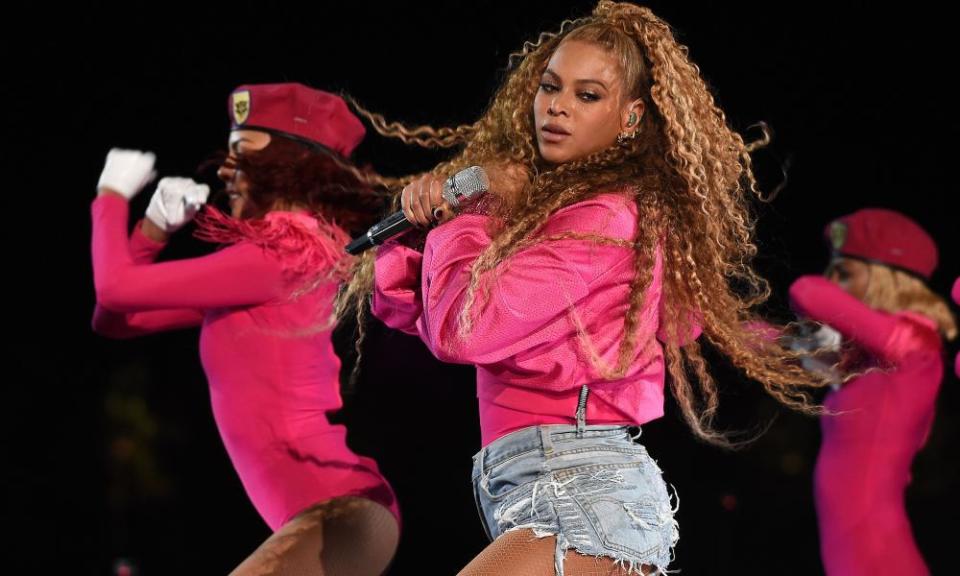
[471,424,678,576]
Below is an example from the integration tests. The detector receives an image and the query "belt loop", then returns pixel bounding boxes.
[474,445,487,478]
[539,426,554,456]
[575,384,590,437]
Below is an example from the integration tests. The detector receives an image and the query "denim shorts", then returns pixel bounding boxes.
[471,424,678,576]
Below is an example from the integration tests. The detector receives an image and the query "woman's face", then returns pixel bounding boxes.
[826,256,870,300]
[533,40,644,165]
[217,129,272,218]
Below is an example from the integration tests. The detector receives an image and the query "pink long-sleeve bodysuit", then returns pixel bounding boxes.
[372,192,700,447]
[790,275,943,576]
[91,194,399,530]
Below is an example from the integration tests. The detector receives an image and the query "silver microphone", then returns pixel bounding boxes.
[345,166,489,255]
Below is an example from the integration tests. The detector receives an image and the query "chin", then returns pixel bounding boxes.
[538,145,571,165]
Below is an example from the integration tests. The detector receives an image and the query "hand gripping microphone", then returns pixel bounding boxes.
[345,166,489,255]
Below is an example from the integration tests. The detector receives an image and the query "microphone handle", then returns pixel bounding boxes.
[345,210,413,255]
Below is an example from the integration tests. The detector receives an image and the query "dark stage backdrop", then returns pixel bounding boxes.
[4,2,957,574]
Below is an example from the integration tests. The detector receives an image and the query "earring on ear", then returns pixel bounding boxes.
[618,112,640,145]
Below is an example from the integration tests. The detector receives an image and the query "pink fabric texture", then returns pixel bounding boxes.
[91,194,399,530]
[373,192,701,446]
[790,275,942,575]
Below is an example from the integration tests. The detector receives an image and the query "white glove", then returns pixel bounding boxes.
[800,356,843,389]
[784,321,843,353]
[810,324,843,352]
[145,177,211,233]
[786,322,844,389]
[97,148,157,199]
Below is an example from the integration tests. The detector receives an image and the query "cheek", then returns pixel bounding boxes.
[532,94,548,121]
[577,105,620,147]
[594,102,622,130]
[234,172,252,192]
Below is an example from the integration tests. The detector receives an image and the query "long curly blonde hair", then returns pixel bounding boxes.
[342,1,830,444]
[861,264,958,341]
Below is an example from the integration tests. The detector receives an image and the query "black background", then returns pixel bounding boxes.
[4,1,958,574]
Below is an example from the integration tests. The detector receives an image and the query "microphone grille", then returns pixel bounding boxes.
[443,166,490,209]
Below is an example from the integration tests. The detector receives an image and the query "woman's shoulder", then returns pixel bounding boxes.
[543,189,638,240]
[889,311,942,356]
[194,207,353,282]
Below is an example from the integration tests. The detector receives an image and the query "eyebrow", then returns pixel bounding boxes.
[543,68,609,90]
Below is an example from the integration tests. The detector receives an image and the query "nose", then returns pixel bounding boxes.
[217,157,237,184]
[547,92,568,117]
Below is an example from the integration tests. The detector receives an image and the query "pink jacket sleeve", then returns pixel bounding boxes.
[91,194,286,337]
[415,195,637,365]
[789,275,937,363]
[371,240,424,336]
